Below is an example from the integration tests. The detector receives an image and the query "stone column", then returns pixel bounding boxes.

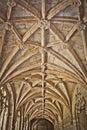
[0,109,5,130]
[27,114,30,130]
[19,109,22,130]
[1,106,7,130]
[54,123,59,130]
[6,90,14,130]
[22,107,25,130]
[12,108,17,130]
[2,108,8,130]
[6,105,13,130]
[85,103,87,129]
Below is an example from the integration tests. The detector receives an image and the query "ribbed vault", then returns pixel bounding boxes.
[0,0,87,129]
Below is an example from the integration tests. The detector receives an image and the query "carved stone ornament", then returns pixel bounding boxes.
[5,22,13,30]
[72,0,81,7]
[78,22,87,31]
[7,0,16,7]
[75,89,86,113]
[38,19,50,30]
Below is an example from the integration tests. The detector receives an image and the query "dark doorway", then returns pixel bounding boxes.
[31,118,54,130]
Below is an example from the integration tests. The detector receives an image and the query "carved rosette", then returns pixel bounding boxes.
[78,22,87,31]
[4,22,13,30]
[38,19,50,30]
[63,42,73,50]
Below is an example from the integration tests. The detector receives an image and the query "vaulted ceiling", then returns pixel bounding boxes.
[0,0,87,124]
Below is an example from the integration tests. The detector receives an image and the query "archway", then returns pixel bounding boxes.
[31,118,54,130]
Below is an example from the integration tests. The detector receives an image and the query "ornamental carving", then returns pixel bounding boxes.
[7,1,16,7]
[72,0,81,7]
[38,19,50,30]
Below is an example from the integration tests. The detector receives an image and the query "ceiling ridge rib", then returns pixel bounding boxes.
[55,83,70,106]
[0,26,6,57]
[14,0,41,19]
[51,16,78,23]
[46,80,70,107]
[2,64,41,84]
[30,109,57,122]
[45,48,86,84]
[65,23,78,42]
[46,89,68,108]
[46,68,84,85]
[47,0,72,20]
[0,48,39,84]
[67,43,87,79]
[16,82,25,104]
[41,0,46,118]
[24,101,62,119]
[10,16,37,23]
[49,23,87,79]
[77,0,87,63]
[30,109,56,121]
[16,91,42,109]
[0,0,16,56]
[0,0,87,124]
[0,45,19,78]
[23,23,39,43]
